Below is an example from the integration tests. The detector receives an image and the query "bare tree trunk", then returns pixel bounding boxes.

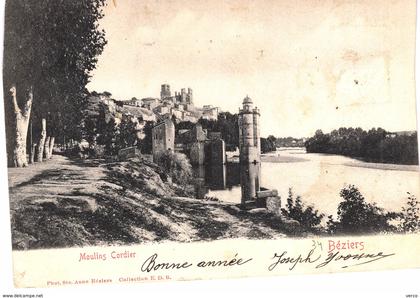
[48,137,55,159]
[44,136,50,159]
[36,118,47,162]
[9,85,33,167]
[29,144,37,164]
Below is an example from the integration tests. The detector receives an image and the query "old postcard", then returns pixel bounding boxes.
[2,0,420,288]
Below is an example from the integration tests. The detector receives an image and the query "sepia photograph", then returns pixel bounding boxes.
[2,0,420,289]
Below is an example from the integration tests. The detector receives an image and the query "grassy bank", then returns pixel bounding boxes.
[9,155,315,250]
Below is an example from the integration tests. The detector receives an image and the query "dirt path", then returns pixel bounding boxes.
[8,155,308,250]
[8,155,106,207]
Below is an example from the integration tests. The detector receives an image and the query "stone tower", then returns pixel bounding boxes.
[152,118,175,162]
[187,88,193,104]
[238,96,260,164]
[160,84,171,99]
[180,88,187,102]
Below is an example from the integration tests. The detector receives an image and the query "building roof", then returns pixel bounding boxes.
[243,95,253,104]
[153,117,174,128]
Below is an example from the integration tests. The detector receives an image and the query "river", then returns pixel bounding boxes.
[193,148,420,217]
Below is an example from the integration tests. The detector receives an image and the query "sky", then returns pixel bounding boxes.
[87,0,417,138]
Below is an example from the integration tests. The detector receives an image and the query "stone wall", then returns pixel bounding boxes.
[205,139,226,165]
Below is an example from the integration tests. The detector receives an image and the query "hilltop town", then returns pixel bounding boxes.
[87,84,219,125]
[84,84,237,165]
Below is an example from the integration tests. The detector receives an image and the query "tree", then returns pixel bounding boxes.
[115,117,138,150]
[305,129,331,153]
[176,121,196,133]
[141,121,155,154]
[155,151,193,186]
[267,135,276,144]
[361,128,387,160]
[282,188,324,229]
[82,117,98,150]
[96,110,118,155]
[6,86,33,167]
[3,0,107,167]
[327,185,395,234]
[304,127,417,165]
[399,193,420,233]
[197,112,239,150]
[260,136,276,153]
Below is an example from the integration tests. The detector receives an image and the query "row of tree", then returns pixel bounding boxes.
[3,0,107,167]
[305,128,419,165]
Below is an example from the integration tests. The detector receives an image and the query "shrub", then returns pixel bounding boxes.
[155,151,193,186]
[398,193,420,233]
[327,185,396,234]
[281,188,324,229]
[64,144,91,159]
[64,145,83,158]
[90,145,106,158]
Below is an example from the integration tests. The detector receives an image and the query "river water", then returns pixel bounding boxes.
[193,148,420,217]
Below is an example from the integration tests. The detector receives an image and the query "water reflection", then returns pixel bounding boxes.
[193,149,420,216]
[206,165,227,189]
[192,163,261,204]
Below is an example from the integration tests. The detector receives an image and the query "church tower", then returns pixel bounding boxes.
[238,96,260,164]
[160,84,171,99]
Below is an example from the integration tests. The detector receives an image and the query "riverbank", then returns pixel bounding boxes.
[264,148,419,172]
[226,149,308,163]
[8,155,314,250]
[206,148,419,218]
[263,147,419,171]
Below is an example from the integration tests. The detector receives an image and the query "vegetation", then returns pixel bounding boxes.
[305,128,418,165]
[198,112,239,150]
[327,185,398,234]
[397,193,420,233]
[173,112,239,150]
[275,137,306,147]
[177,115,279,154]
[278,185,420,236]
[155,151,193,186]
[174,120,195,133]
[3,0,107,167]
[95,114,118,155]
[261,135,277,153]
[115,117,138,151]
[280,186,420,236]
[140,121,154,154]
[81,106,140,157]
[281,188,324,229]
